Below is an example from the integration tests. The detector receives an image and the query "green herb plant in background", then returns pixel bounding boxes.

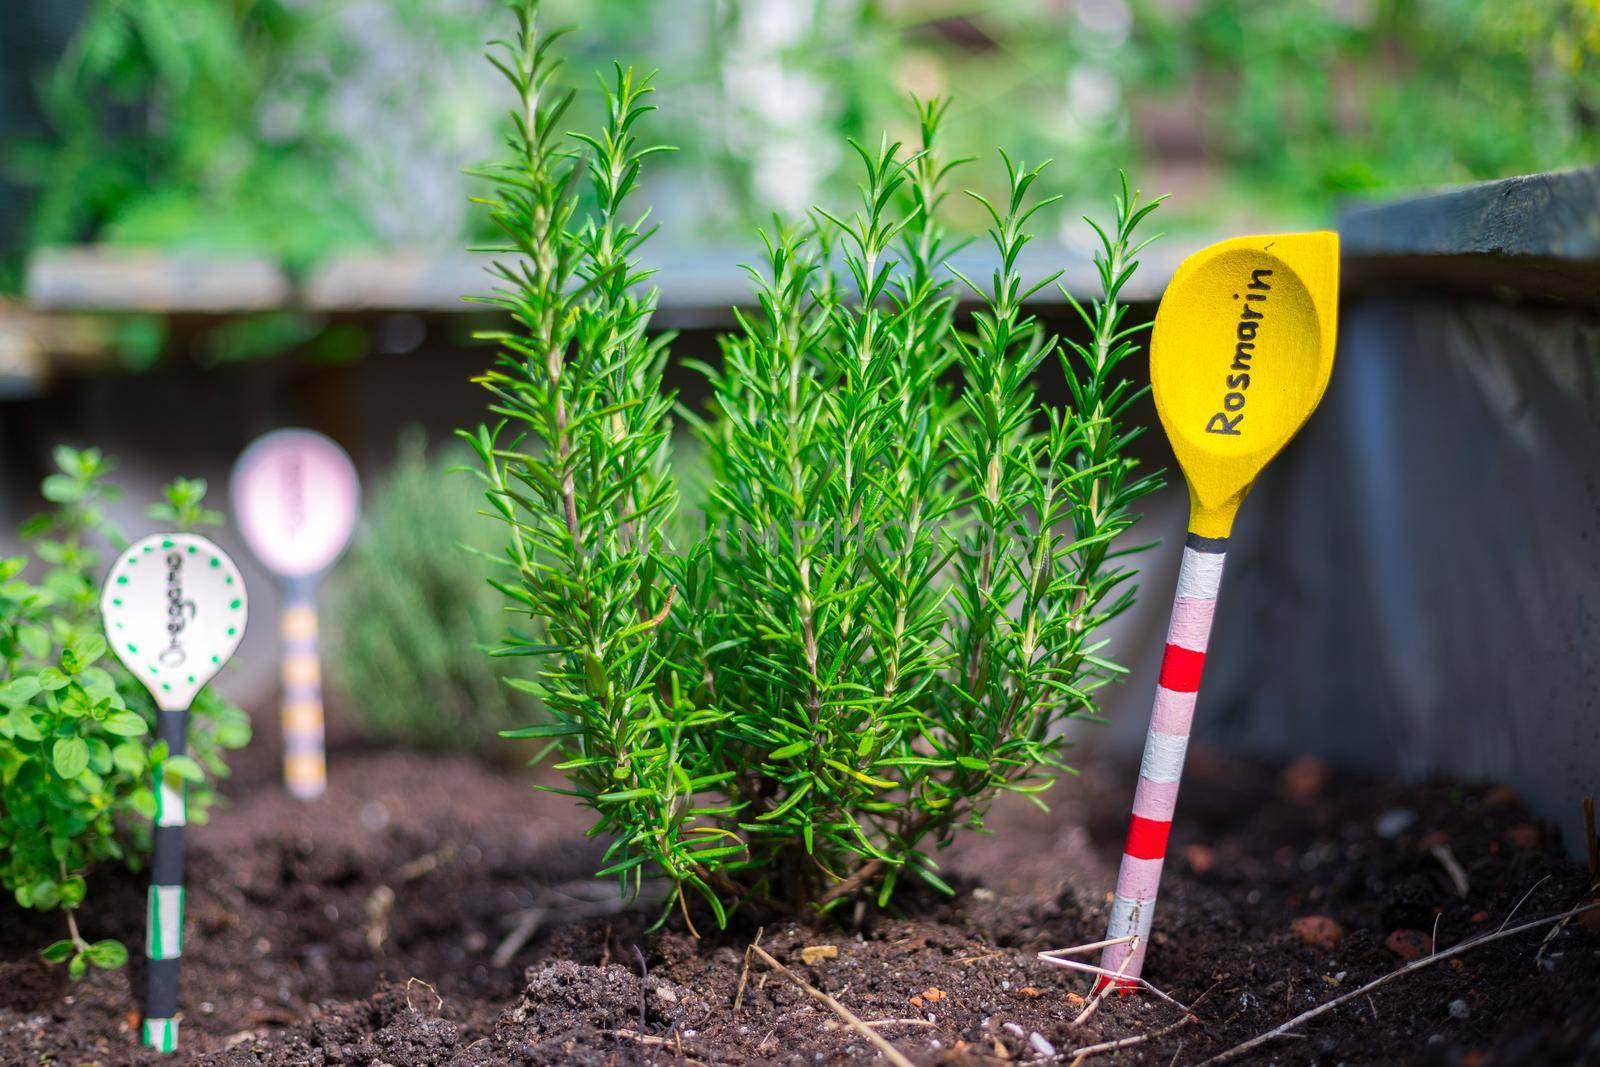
[0,449,250,976]
[329,430,533,754]
[11,0,1596,297]
[464,0,1160,926]
[12,0,368,268]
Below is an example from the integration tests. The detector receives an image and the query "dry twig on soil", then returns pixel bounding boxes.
[1430,843,1470,897]
[599,1029,712,1067]
[1198,901,1600,1065]
[733,928,760,1013]
[748,943,919,1067]
[1537,797,1600,964]
[1035,933,1138,1028]
[404,976,443,1012]
[1066,1014,1194,1064]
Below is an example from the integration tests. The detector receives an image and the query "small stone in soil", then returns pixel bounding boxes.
[1281,756,1328,802]
[1386,929,1434,961]
[1184,843,1216,873]
[1450,999,1471,1020]
[1291,914,1345,949]
[1504,823,1541,848]
[1376,809,1417,838]
[799,944,837,964]
[360,801,390,831]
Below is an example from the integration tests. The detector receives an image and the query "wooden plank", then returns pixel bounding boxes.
[28,240,1198,319]
[26,248,290,313]
[1340,166,1600,304]
[304,242,1187,315]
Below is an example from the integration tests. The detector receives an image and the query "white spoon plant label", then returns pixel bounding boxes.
[102,534,248,712]
[101,532,247,1054]
[230,429,360,800]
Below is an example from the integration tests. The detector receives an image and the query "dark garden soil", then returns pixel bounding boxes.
[2,739,1597,1066]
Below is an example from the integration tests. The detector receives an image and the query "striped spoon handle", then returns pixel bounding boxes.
[142,708,188,1052]
[280,584,327,800]
[1098,531,1227,989]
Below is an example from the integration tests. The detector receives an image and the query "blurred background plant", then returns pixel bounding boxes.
[3,0,1596,289]
[7,0,368,272]
[326,429,533,755]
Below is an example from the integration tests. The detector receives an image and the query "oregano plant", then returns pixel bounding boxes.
[465,0,1162,927]
[0,448,250,976]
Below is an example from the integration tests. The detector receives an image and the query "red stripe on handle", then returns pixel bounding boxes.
[1096,975,1141,995]
[1157,644,1206,693]
[1124,815,1172,860]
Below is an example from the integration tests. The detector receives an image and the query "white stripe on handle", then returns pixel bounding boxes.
[1099,537,1226,988]
[142,1018,178,1053]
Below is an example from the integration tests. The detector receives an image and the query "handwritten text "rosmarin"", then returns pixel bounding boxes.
[1205,268,1273,436]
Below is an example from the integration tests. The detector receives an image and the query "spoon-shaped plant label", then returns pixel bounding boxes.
[101,533,248,710]
[101,531,246,1054]
[230,428,360,800]
[230,429,360,580]
[1092,232,1338,991]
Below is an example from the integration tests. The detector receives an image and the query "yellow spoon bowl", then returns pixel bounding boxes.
[1150,231,1340,538]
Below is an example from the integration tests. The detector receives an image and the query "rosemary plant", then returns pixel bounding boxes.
[466,0,1162,925]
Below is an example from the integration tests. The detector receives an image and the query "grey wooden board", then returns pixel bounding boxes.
[25,248,291,313]
[25,240,1198,317]
[1341,166,1600,305]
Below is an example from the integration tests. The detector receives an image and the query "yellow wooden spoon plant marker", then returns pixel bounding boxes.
[1055,232,1340,994]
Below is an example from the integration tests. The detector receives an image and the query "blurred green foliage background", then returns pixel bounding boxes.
[2,0,1597,283]
[325,431,533,754]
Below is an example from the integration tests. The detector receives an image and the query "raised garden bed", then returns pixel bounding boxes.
[2,741,1594,1065]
